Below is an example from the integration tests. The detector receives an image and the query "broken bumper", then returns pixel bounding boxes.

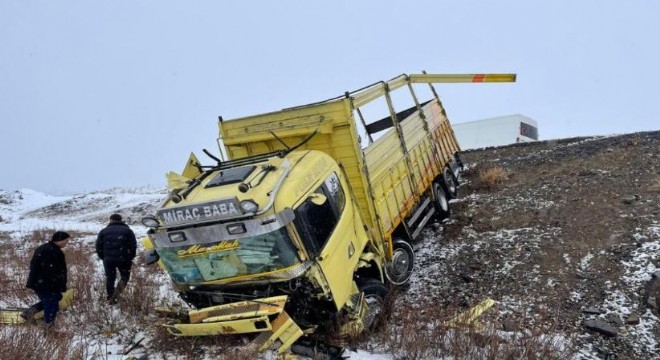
[163,295,303,353]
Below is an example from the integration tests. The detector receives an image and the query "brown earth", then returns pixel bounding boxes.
[405,130,660,359]
[2,131,658,359]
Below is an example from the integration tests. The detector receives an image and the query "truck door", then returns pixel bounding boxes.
[293,172,359,309]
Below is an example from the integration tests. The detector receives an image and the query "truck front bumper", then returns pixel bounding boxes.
[163,295,304,354]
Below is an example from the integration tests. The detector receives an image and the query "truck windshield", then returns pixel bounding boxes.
[157,227,299,284]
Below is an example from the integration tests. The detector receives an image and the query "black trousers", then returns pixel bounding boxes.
[27,291,63,324]
[103,259,132,298]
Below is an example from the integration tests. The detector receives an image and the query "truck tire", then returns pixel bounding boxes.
[443,167,459,198]
[386,239,415,286]
[358,279,388,331]
[432,181,451,219]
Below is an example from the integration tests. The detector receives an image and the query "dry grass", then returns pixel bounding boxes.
[478,165,507,191]
[649,177,660,192]
[0,324,85,360]
[148,326,257,359]
[463,164,507,192]
[2,229,577,359]
[361,298,576,360]
[0,229,167,358]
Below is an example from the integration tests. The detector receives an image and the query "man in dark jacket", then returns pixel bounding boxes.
[96,213,137,304]
[23,231,70,325]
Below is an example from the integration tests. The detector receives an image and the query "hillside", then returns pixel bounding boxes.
[0,130,658,359]
[410,130,659,359]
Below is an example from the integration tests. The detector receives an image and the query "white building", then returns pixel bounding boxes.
[452,114,538,150]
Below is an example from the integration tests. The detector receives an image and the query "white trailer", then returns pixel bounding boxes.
[452,114,538,150]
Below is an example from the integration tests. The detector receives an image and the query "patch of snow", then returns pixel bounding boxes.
[579,252,593,271]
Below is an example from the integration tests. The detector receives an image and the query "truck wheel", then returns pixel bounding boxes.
[386,239,415,286]
[443,167,459,198]
[358,279,388,331]
[433,181,451,219]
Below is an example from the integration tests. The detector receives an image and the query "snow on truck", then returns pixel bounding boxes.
[140,73,516,355]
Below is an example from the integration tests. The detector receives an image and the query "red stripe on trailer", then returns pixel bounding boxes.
[472,74,486,82]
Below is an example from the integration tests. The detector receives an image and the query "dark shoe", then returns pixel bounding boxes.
[114,280,127,300]
[20,306,38,322]
[107,297,118,306]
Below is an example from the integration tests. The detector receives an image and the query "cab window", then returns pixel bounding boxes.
[294,173,345,257]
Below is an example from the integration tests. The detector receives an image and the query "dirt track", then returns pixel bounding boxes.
[407,131,660,359]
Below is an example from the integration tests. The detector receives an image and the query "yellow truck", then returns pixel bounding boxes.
[141,72,515,355]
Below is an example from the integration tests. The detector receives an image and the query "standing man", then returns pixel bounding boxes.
[23,231,71,326]
[96,214,137,304]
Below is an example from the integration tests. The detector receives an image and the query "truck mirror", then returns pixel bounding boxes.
[308,193,328,206]
[144,249,160,265]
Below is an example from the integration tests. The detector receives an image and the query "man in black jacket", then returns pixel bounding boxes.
[23,231,70,325]
[96,214,137,304]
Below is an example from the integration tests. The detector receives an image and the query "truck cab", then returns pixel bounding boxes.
[143,149,376,344]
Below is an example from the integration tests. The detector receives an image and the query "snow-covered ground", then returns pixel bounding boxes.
[2,127,659,360]
[1,188,399,359]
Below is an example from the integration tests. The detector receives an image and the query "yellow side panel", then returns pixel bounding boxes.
[363,99,459,241]
[217,96,460,251]
[189,295,286,323]
[168,316,272,336]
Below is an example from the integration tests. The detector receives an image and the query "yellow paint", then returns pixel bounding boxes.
[189,295,287,323]
[1,289,75,324]
[152,73,515,355]
[176,240,240,258]
[167,315,273,336]
[445,298,496,329]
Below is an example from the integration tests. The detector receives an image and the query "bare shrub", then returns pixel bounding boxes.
[147,325,253,358]
[119,263,164,317]
[649,177,660,192]
[460,163,507,192]
[476,165,507,191]
[21,229,51,246]
[369,297,576,360]
[0,236,34,306]
[217,347,260,360]
[374,299,453,359]
[0,324,85,360]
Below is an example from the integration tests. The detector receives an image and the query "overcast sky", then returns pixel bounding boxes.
[1,1,658,194]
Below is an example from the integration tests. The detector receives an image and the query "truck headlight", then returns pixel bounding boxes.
[240,200,259,213]
[226,223,246,235]
[168,231,187,243]
[142,216,160,229]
